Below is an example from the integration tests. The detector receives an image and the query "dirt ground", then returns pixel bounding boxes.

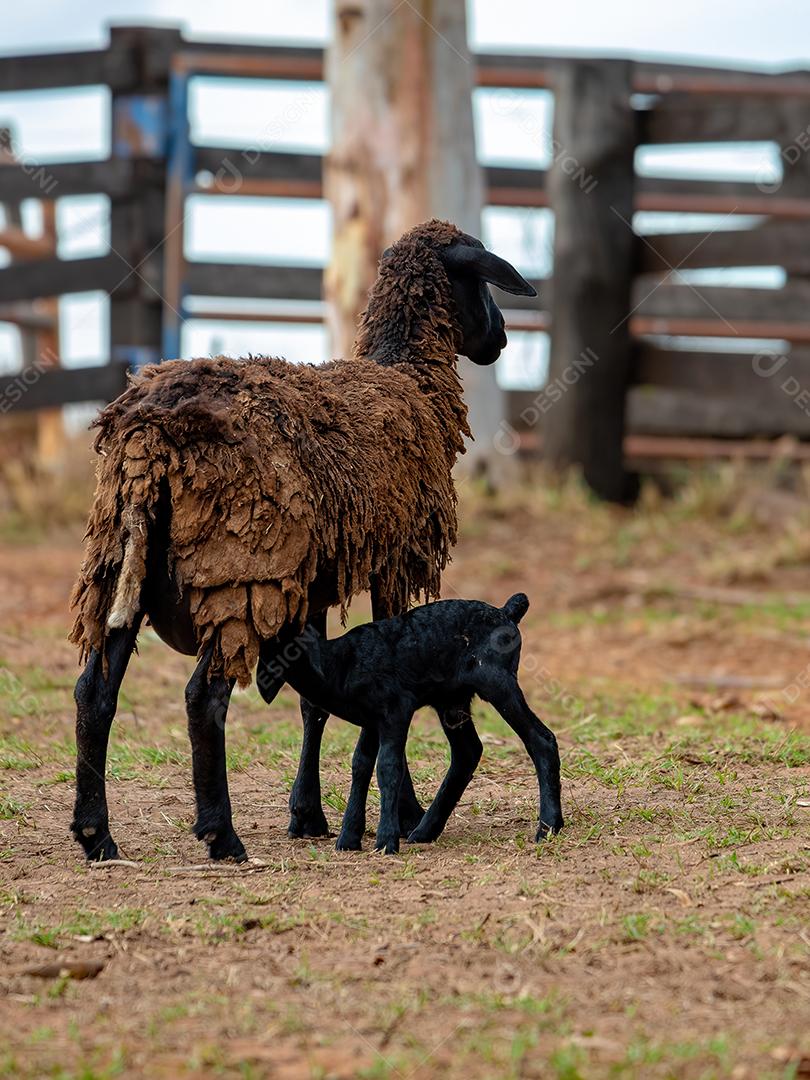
[2,464,810,1079]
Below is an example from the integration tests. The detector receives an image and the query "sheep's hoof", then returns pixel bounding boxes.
[335,831,362,852]
[374,834,400,856]
[406,820,441,844]
[86,835,119,862]
[288,806,331,839]
[205,828,248,862]
[72,821,119,862]
[535,814,564,841]
[397,799,425,838]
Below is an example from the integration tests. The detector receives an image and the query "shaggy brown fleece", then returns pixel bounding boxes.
[70,220,473,685]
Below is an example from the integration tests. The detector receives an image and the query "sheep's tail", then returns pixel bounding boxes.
[70,423,168,665]
[106,504,149,630]
[502,592,529,624]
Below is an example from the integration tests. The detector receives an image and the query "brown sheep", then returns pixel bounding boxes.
[68,218,536,862]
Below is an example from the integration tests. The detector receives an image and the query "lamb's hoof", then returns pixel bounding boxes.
[335,832,362,852]
[535,813,564,841]
[288,806,331,839]
[72,822,119,863]
[204,828,247,862]
[397,801,426,838]
[407,820,441,844]
[375,834,400,855]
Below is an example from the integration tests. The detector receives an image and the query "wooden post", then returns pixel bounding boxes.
[325,0,505,478]
[544,60,639,503]
[108,27,180,369]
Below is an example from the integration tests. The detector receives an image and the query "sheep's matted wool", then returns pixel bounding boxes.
[70,220,473,685]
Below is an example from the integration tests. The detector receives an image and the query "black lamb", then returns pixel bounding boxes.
[263,593,564,854]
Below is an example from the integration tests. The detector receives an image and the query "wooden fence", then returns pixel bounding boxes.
[1,26,810,481]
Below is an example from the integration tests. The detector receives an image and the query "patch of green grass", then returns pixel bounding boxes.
[0,796,28,821]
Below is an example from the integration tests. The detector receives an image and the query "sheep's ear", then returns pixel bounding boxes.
[441,244,537,297]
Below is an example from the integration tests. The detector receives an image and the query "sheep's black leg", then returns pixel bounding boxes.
[486,679,563,840]
[186,649,245,862]
[286,609,332,837]
[336,726,379,851]
[71,621,142,862]
[369,586,424,833]
[408,713,482,844]
[288,698,331,837]
[375,723,410,855]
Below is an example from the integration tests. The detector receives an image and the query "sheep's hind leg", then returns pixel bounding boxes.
[408,712,482,844]
[487,679,564,840]
[186,649,245,862]
[71,620,142,861]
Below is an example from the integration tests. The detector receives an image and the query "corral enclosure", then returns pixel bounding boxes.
[1,27,810,486]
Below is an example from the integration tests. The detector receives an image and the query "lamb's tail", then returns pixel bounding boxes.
[106,504,149,630]
[502,592,529,624]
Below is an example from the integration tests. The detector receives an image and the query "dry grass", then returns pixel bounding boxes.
[1,461,810,1078]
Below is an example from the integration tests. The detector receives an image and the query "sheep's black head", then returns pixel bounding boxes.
[439,233,537,366]
[360,219,537,369]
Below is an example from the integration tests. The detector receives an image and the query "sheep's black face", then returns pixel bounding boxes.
[440,236,536,366]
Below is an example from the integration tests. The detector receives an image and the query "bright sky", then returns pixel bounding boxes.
[0,0,808,390]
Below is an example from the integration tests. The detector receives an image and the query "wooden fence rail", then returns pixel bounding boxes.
[1,26,810,488]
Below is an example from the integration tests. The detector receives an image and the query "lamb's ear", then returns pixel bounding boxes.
[441,244,537,297]
[502,593,529,624]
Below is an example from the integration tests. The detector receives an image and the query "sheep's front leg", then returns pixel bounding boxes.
[186,651,245,861]
[286,610,332,838]
[375,724,409,855]
[487,679,564,840]
[71,620,141,862]
[408,714,482,844]
[288,697,332,837]
[336,726,379,851]
[369,585,424,834]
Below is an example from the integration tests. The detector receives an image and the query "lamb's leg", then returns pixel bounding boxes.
[408,713,482,844]
[288,698,331,837]
[486,679,564,840]
[71,621,141,862]
[336,726,379,851]
[287,610,331,837]
[375,723,410,855]
[185,649,245,861]
[369,586,424,833]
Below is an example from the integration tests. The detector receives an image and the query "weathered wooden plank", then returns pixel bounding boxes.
[194,147,322,189]
[185,261,323,301]
[0,254,128,303]
[0,159,136,201]
[627,384,810,438]
[639,221,810,274]
[633,279,810,324]
[634,345,810,394]
[0,362,129,413]
[640,94,809,145]
[545,59,638,503]
[0,46,138,92]
[0,302,57,331]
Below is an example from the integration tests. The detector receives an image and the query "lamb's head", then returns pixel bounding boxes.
[356,219,536,368]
